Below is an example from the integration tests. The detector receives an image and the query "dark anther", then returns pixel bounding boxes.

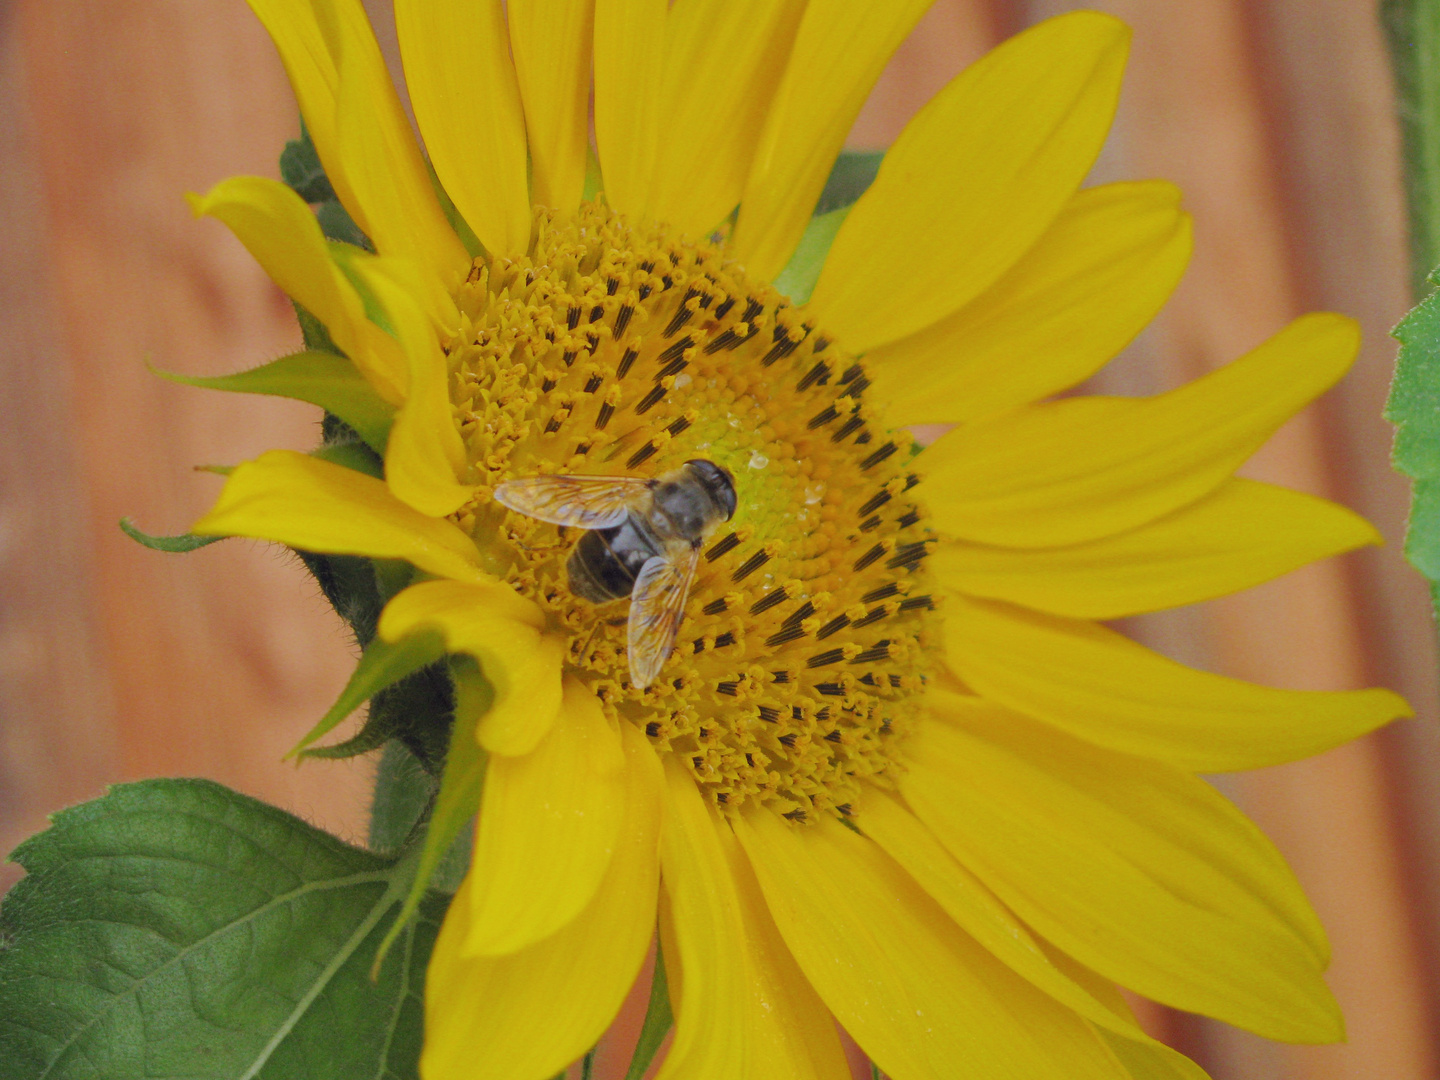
[825,729,844,743]
[855,431,872,444]
[779,734,798,748]
[660,274,674,290]
[771,670,792,684]
[764,625,806,647]
[692,638,707,655]
[853,543,887,572]
[837,803,854,817]
[716,681,739,696]
[574,442,591,456]
[583,374,603,393]
[812,336,831,353]
[796,361,832,392]
[749,587,789,615]
[851,642,891,664]
[540,377,557,393]
[886,541,932,570]
[898,594,934,612]
[714,631,736,649]
[816,614,850,640]
[614,305,635,339]
[758,705,780,723]
[783,808,808,822]
[862,582,901,604]
[861,442,899,470]
[705,532,740,561]
[562,349,578,367]
[606,277,620,296]
[645,721,661,737]
[731,549,771,581]
[859,490,892,516]
[839,364,864,384]
[703,597,728,615]
[589,305,605,323]
[852,606,888,628]
[807,405,840,429]
[859,515,881,533]
[655,356,689,381]
[905,474,921,490]
[627,441,660,468]
[544,415,564,434]
[792,705,805,720]
[638,284,653,301]
[897,510,920,529]
[566,305,581,329]
[616,347,639,378]
[634,383,667,414]
[847,376,870,397]
[716,792,730,804]
[761,325,804,366]
[807,648,846,668]
[815,682,845,697]
[712,296,736,320]
[782,600,816,629]
[594,402,615,430]
[656,335,694,367]
[664,290,699,335]
[830,416,864,443]
[889,674,904,688]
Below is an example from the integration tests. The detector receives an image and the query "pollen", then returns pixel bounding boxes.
[446,202,939,817]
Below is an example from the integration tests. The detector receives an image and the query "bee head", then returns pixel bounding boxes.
[683,459,738,521]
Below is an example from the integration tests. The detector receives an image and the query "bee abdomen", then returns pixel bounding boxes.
[568,519,657,602]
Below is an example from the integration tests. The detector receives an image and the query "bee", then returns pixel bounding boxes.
[493,460,738,689]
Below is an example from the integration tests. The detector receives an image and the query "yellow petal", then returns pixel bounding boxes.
[734,808,1128,1080]
[332,14,471,305]
[868,181,1191,427]
[421,723,663,1080]
[903,696,1342,1042]
[593,0,666,218]
[656,758,848,1080]
[645,0,808,237]
[727,0,931,281]
[917,312,1362,548]
[395,0,532,257]
[808,12,1129,352]
[192,450,489,583]
[376,580,566,757]
[932,478,1381,619]
[337,252,475,516]
[465,678,626,955]
[944,595,1409,772]
[187,176,409,404]
[244,0,367,236]
[508,0,594,213]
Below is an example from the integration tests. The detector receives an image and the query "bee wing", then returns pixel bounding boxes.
[627,545,701,689]
[493,474,651,528]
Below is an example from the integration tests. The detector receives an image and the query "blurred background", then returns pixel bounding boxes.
[0,1,1435,1077]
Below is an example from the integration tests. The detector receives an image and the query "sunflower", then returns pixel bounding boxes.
[185,1,1410,1078]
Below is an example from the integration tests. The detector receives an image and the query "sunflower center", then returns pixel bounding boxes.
[445,201,939,817]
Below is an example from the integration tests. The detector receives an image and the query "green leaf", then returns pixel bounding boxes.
[311,439,386,479]
[157,352,394,454]
[1384,0,1440,295]
[290,630,448,760]
[0,778,447,1080]
[372,658,488,972]
[814,149,884,216]
[370,740,437,855]
[773,205,850,306]
[624,943,673,1080]
[119,517,226,553]
[1389,286,1440,587]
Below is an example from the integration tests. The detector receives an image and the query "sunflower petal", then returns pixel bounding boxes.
[808,12,1129,352]
[944,595,1409,772]
[656,758,848,1080]
[868,181,1191,427]
[465,678,626,955]
[917,313,1362,547]
[509,0,594,213]
[903,698,1343,1041]
[734,808,1128,1080]
[376,580,565,758]
[932,478,1381,619]
[593,0,667,217]
[191,450,489,583]
[421,723,663,1080]
[646,0,808,238]
[726,0,931,280]
[396,0,531,257]
[336,252,475,516]
[332,14,470,304]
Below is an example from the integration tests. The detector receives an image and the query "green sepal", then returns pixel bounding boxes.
[311,438,385,478]
[624,942,674,1080]
[815,149,884,216]
[156,351,395,453]
[0,778,447,1080]
[1388,284,1440,589]
[372,657,489,974]
[295,550,384,646]
[774,205,850,306]
[290,628,448,760]
[280,118,336,204]
[317,200,371,250]
[118,516,226,553]
[1383,0,1440,295]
